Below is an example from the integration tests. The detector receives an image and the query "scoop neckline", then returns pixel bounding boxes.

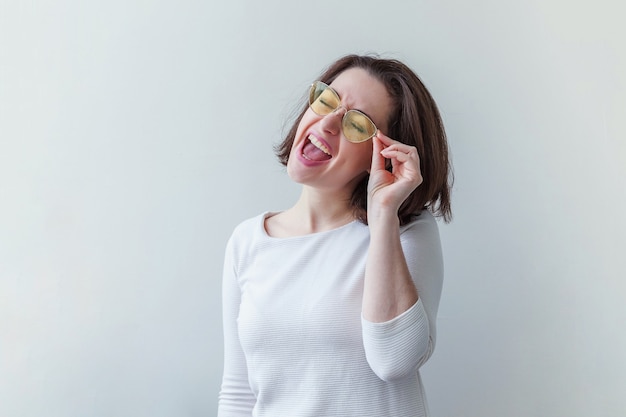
[260,211,361,240]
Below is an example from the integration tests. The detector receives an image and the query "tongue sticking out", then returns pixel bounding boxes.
[303,140,332,161]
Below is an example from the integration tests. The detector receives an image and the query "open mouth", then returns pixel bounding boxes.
[302,134,332,161]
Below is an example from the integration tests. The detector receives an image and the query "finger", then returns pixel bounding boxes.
[369,134,386,173]
[380,142,418,159]
[380,149,412,163]
[375,131,402,147]
[381,144,422,180]
[376,132,419,158]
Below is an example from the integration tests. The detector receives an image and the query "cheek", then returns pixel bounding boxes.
[296,110,317,134]
[288,112,315,151]
[354,143,374,170]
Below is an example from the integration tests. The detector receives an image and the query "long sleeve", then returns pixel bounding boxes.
[217,235,256,417]
[361,212,443,381]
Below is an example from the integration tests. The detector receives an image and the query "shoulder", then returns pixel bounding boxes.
[230,212,269,238]
[400,211,444,282]
[398,210,442,253]
[400,210,439,234]
[226,212,273,255]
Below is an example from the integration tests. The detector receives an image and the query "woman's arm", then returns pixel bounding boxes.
[361,133,443,381]
[363,209,418,322]
[362,214,443,381]
[218,235,256,417]
[363,132,424,323]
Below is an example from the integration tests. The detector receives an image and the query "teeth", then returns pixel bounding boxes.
[308,135,331,155]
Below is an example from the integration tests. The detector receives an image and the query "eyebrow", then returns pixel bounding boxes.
[329,84,377,123]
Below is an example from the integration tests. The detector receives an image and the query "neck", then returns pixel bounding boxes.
[287,186,356,233]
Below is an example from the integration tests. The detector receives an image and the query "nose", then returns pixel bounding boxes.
[320,106,346,136]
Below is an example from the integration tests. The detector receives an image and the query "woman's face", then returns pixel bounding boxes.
[287,67,392,195]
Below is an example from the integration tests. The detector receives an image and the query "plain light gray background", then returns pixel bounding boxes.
[1,1,625,416]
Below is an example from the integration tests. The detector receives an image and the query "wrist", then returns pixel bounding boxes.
[367,206,400,231]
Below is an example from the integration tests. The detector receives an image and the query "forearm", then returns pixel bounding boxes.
[362,209,419,323]
[361,210,443,380]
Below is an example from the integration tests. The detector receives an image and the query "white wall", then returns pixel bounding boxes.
[1,1,624,416]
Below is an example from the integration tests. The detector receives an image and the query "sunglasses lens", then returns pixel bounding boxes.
[308,81,378,143]
[342,111,377,143]
[309,82,340,116]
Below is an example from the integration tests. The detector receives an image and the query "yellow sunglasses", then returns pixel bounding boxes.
[308,81,378,143]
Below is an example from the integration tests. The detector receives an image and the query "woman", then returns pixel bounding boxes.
[219,54,452,417]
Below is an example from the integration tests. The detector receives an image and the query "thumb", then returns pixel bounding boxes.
[369,133,386,173]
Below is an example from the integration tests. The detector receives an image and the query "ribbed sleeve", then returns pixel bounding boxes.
[362,298,431,381]
[218,234,256,417]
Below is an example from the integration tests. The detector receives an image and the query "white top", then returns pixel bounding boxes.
[218,211,444,417]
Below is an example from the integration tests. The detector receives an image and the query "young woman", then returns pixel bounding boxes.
[218,54,452,417]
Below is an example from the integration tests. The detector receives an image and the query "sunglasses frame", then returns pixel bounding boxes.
[308,81,378,143]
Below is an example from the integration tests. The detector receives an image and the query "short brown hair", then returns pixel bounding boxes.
[275,54,453,225]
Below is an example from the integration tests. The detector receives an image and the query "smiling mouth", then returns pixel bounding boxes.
[302,134,332,161]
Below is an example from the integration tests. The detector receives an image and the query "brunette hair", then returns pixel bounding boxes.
[275,54,453,225]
